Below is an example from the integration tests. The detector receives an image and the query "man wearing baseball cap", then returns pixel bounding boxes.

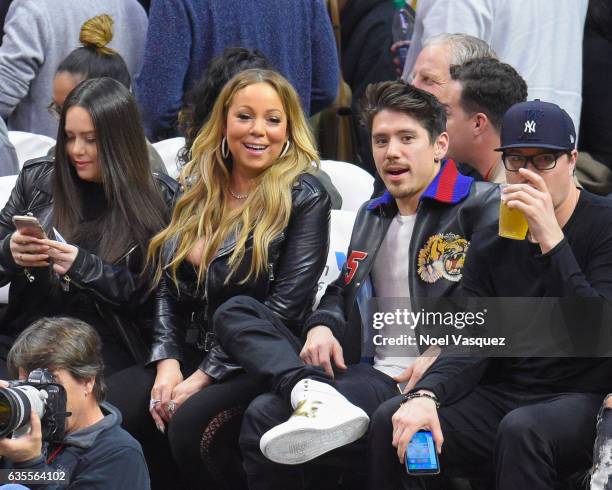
[368,99,612,489]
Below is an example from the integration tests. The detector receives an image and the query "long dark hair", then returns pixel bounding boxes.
[53,77,168,263]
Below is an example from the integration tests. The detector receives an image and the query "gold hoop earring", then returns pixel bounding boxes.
[221,137,230,159]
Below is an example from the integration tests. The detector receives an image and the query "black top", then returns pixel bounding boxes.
[463,190,612,299]
[0,158,179,366]
[6,181,130,371]
[415,190,612,402]
[5,181,109,330]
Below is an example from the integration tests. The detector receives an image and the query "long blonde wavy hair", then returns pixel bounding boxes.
[148,69,319,287]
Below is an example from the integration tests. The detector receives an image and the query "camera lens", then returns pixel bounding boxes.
[0,386,46,437]
[0,387,29,437]
[0,396,12,430]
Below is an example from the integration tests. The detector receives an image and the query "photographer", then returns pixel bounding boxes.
[0,317,150,489]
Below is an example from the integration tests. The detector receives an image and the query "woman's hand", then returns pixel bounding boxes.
[10,230,49,268]
[41,239,79,275]
[168,369,213,418]
[150,359,183,433]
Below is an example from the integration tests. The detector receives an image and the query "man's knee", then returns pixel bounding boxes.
[497,408,545,450]
[213,295,262,338]
[371,396,403,441]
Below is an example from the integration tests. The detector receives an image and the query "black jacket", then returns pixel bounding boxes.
[0,157,178,363]
[149,172,331,380]
[305,160,500,364]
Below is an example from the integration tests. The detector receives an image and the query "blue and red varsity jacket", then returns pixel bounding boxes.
[304,160,500,363]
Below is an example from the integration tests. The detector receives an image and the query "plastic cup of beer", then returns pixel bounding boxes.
[498,184,528,240]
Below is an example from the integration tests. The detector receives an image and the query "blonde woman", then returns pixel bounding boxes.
[145,69,330,487]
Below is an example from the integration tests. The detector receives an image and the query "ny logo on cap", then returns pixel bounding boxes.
[520,109,544,139]
[524,120,536,133]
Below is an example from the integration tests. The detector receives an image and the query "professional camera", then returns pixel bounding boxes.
[0,368,68,442]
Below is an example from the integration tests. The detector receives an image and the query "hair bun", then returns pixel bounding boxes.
[79,14,116,56]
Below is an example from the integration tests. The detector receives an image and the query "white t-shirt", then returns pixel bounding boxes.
[401,0,588,135]
[371,213,420,378]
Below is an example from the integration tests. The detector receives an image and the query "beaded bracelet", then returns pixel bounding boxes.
[401,392,440,409]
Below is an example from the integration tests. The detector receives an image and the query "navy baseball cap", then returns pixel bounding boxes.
[495,99,576,152]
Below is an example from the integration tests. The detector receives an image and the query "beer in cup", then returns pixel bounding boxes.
[498,184,528,240]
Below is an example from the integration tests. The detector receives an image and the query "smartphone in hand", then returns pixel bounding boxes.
[12,215,47,239]
[405,430,440,475]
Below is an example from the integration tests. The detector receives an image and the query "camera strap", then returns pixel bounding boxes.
[46,443,65,464]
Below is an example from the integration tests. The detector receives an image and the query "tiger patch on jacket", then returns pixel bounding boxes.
[417,233,469,283]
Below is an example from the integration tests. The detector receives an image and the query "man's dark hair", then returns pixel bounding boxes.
[8,317,106,402]
[450,58,528,131]
[361,81,447,143]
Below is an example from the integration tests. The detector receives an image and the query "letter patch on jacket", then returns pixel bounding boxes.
[344,251,368,285]
[417,233,468,283]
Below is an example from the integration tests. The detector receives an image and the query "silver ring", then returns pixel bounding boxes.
[149,399,161,410]
[167,400,176,413]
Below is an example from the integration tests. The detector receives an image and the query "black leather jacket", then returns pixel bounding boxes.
[149,173,331,380]
[305,160,500,363]
[0,157,178,363]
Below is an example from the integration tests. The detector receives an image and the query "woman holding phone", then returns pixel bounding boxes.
[143,68,330,487]
[0,77,176,378]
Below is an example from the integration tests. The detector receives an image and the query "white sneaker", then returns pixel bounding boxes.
[259,379,369,465]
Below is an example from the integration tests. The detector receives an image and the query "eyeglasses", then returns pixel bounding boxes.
[47,101,61,119]
[501,152,569,172]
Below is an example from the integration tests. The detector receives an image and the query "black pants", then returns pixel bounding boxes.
[214,295,402,490]
[369,385,605,490]
[239,363,400,490]
[166,372,262,488]
[213,295,331,402]
[106,349,263,490]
